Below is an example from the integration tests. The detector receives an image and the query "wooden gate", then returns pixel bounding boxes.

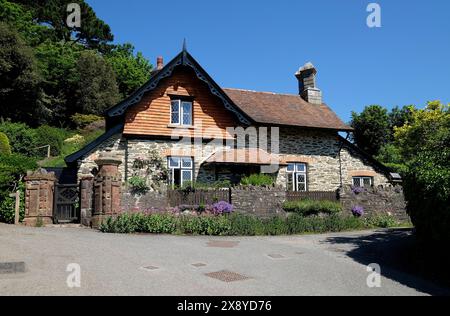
[54,184,79,224]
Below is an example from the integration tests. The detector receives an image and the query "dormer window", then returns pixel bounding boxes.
[171,99,193,126]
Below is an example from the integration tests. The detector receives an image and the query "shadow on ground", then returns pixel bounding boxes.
[324,229,450,296]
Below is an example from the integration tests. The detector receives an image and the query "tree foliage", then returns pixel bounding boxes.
[394,101,450,242]
[350,105,390,157]
[75,50,120,115]
[106,43,153,98]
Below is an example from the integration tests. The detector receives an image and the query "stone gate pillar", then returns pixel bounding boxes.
[79,171,95,227]
[92,154,122,228]
[24,169,56,226]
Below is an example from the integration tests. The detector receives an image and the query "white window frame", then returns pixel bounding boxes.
[287,163,308,192]
[170,100,193,126]
[352,176,373,188]
[168,156,193,188]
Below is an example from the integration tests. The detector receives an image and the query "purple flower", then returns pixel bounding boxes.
[211,201,234,215]
[351,186,365,194]
[351,205,364,217]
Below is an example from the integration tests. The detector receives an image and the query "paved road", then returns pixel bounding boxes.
[0,224,448,296]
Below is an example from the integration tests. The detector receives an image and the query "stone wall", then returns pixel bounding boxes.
[121,189,168,212]
[231,186,286,218]
[339,185,408,221]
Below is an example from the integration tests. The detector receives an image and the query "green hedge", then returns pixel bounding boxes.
[0,132,11,155]
[99,212,400,236]
[240,174,275,187]
[282,199,342,216]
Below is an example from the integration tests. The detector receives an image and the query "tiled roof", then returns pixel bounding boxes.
[223,88,352,131]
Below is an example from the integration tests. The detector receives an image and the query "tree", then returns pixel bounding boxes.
[394,101,450,243]
[75,50,120,115]
[34,40,83,125]
[106,43,153,98]
[350,105,390,157]
[0,22,41,124]
[10,0,114,50]
[0,132,11,155]
[389,105,415,137]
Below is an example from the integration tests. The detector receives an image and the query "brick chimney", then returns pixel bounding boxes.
[156,56,164,70]
[295,62,322,104]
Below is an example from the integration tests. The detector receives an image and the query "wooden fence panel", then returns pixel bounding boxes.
[286,191,339,202]
[167,189,231,207]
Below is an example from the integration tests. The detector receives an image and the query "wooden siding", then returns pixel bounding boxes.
[124,67,240,139]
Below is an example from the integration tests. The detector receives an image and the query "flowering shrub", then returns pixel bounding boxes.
[351,205,365,217]
[210,201,234,215]
[351,186,365,194]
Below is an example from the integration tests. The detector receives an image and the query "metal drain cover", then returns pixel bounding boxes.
[205,270,251,283]
[207,241,239,248]
[0,262,25,274]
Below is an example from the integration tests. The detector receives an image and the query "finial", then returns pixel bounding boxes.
[182,38,187,52]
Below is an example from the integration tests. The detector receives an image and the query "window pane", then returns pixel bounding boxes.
[353,177,361,187]
[363,177,372,187]
[296,163,306,172]
[173,169,181,187]
[171,101,180,124]
[181,157,192,168]
[181,170,192,185]
[287,164,295,172]
[168,157,180,168]
[287,173,294,191]
[297,183,306,192]
[297,174,306,184]
[182,102,192,125]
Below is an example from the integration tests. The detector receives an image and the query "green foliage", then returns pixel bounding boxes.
[99,212,401,236]
[0,121,37,156]
[240,174,275,187]
[106,43,153,98]
[75,50,120,115]
[363,214,398,229]
[350,105,390,157]
[71,113,103,129]
[282,199,342,216]
[0,21,41,124]
[394,101,450,243]
[128,176,150,195]
[0,183,25,224]
[34,125,70,157]
[0,132,11,155]
[375,143,407,174]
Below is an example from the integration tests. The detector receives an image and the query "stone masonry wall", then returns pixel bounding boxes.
[231,186,286,218]
[339,185,408,221]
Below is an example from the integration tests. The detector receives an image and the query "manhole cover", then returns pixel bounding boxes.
[141,265,159,271]
[0,262,26,274]
[205,270,251,283]
[192,263,207,268]
[207,241,239,248]
[267,254,286,259]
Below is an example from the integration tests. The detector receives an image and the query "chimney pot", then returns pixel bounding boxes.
[156,56,164,70]
[295,62,322,105]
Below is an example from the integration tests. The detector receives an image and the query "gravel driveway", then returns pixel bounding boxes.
[0,224,448,296]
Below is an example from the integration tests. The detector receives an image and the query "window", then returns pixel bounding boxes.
[352,176,373,188]
[171,100,192,126]
[286,163,307,192]
[168,157,193,187]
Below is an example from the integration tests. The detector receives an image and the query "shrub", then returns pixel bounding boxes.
[210,201,234,215]
[0,189,25,224]
[34,125,70,157]
[0,121,37,156]
[228,213,265,236]
[240,174,275,187]
[364,214,398,228]
[282,199,342,216]
[71,113,104,129]
[0,153,37,203]
[351,205,365,217]
[0,132,11,155]
[128,176,150,195]
[142,213,177,234]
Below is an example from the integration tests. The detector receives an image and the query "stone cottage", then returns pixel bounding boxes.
[59,46,403,225]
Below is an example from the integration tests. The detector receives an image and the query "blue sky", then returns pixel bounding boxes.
[88,0,450,123]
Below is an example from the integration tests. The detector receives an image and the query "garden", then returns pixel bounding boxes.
[99,199,403,236]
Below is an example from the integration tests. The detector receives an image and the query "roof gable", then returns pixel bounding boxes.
[106,49,252,125]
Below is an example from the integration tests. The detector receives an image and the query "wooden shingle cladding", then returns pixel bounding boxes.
[123,67,241,139]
